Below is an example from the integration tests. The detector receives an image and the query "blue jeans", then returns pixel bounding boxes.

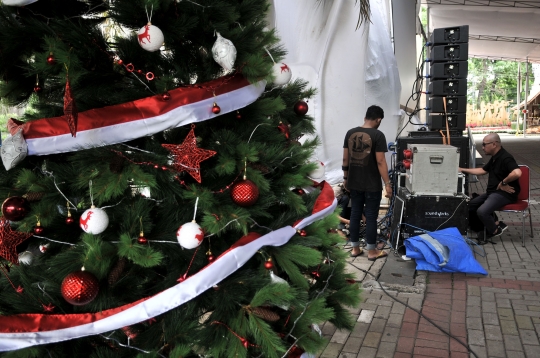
[349,190,382,250]
[469,192,512,234]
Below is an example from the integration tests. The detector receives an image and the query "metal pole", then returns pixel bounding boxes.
[517,62,521,134]
[524,58,529,138]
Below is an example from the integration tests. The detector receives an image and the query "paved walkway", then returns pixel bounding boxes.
[318,133,540,358]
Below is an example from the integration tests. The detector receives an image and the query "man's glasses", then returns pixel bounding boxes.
[482,141,497,147]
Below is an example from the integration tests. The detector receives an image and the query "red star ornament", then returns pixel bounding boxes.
[162,125,217,183]
[0,218,33,265]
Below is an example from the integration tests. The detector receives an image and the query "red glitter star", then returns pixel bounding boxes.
[42,303,55,312]
[0,218,33,265]
[162,125,217,183]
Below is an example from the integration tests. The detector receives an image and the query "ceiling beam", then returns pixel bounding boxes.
[422,0,540,8]
[469,34,540,44]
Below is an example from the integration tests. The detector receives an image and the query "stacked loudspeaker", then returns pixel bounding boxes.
[427,25,469,132]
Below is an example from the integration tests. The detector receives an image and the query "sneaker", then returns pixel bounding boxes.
[498,221,508,233]
[487,227,503,239]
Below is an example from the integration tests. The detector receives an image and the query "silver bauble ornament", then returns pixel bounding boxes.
[1,129,28,171]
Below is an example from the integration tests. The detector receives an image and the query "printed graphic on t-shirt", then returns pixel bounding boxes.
[348,132,372,167]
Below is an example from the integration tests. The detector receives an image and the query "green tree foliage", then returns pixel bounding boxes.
[0,1,360,357]
[468,58,535,109]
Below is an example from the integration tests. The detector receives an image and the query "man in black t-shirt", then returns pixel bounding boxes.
[459,133,521,243]
[342,105,392,260]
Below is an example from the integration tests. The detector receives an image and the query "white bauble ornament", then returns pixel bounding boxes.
[272,62,292,86]
[2,0,38,5]
[308,161,325,180]
[79,206,109,234]
[176,220,204,249]
[137,23,164,52]
[212,32,237,71]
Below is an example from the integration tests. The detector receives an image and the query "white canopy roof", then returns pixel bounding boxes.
[424,0,540,63]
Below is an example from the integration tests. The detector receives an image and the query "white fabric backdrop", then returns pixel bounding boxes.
[270,0,401,184]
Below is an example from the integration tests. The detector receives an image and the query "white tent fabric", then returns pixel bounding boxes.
[270,0,401,184]
[426,2,540,63]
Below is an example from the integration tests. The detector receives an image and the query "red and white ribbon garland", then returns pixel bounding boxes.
[7,74,265,156]
[0,182,336,351]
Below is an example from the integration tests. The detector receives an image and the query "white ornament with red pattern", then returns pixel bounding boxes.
[2,0,38,5]
[79,206,109,235]
[137,23,164,52]
[272,62,292,86]
[308,161,325,180]
[176,220,204,249]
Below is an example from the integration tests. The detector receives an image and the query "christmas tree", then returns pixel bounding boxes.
[0,1,361,357]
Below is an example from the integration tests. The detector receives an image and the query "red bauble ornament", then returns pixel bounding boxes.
[33,223,44,235]
[298,230,307,237]
[230,179,259,207]
[137,232,148,245]
[311,270,321,278]
[235,111,242,120]
[212,102,221,114]
[162,125,217,183]
[264,258,274,270]
[61,270,100,306]
[66,216,74,225]
[2,196,30,221]
[162,92,171,101]
[117,59,124,65]
[294,100,309,116]
[206,250,215,263]
[33,85,42,93]
[46,53,55,65]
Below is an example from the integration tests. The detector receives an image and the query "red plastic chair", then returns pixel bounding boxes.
[497,165,534,247]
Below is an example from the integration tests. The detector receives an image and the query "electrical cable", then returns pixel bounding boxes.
[346,260,480,358]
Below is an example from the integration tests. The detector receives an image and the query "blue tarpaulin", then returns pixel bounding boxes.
[404,227,487,275]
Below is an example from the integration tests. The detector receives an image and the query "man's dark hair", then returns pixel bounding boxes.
[365,105,384,120]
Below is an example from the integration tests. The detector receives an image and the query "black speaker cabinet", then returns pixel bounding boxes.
[398,188,469,237]
[429,79,467,96]
[430,61,468,79]
[429,25,469,45]
[429,96,467,113]
[430,43,469,63]
[428,113,467,131]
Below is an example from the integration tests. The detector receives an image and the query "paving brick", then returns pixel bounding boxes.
[451,311,466,324]
[368,318,386,333]
[450,322,467,338]
[349,322,369,338]
[524,344,540,358]
[468,329,486,347]
[391,301,406,314]
[500,317,520,335]
[468,344,487,358]
[374,305,391,320]
[365,298,392,306]
[413,347,449,357]
[485,339,507,357]
[341,336,363,353]
[357,310,375,323]
[330,329,350,344]
[415,338,449,350]
[380,326,400,343]
[375,342,396,358]
[519,329,540,345]
[484,324,503,341]
[396,336,415,353]
[361,332,381,348]
[403,308,420,323]
[416,331,450,343]
[503,334,524,351]
[393,353,412,358]
[322,321,337,336]
[482,312,500,326]
[516,315,535,330]
[356,346,377,358]
[399,322,418,338]
[386,313,403,328]
[358,302,379,311]
[319,342,344,358]
[467,317,483,330]
[452,299,467,312]
[468,285,481,296]
[449,338,470,353]
[498,308,515,320]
